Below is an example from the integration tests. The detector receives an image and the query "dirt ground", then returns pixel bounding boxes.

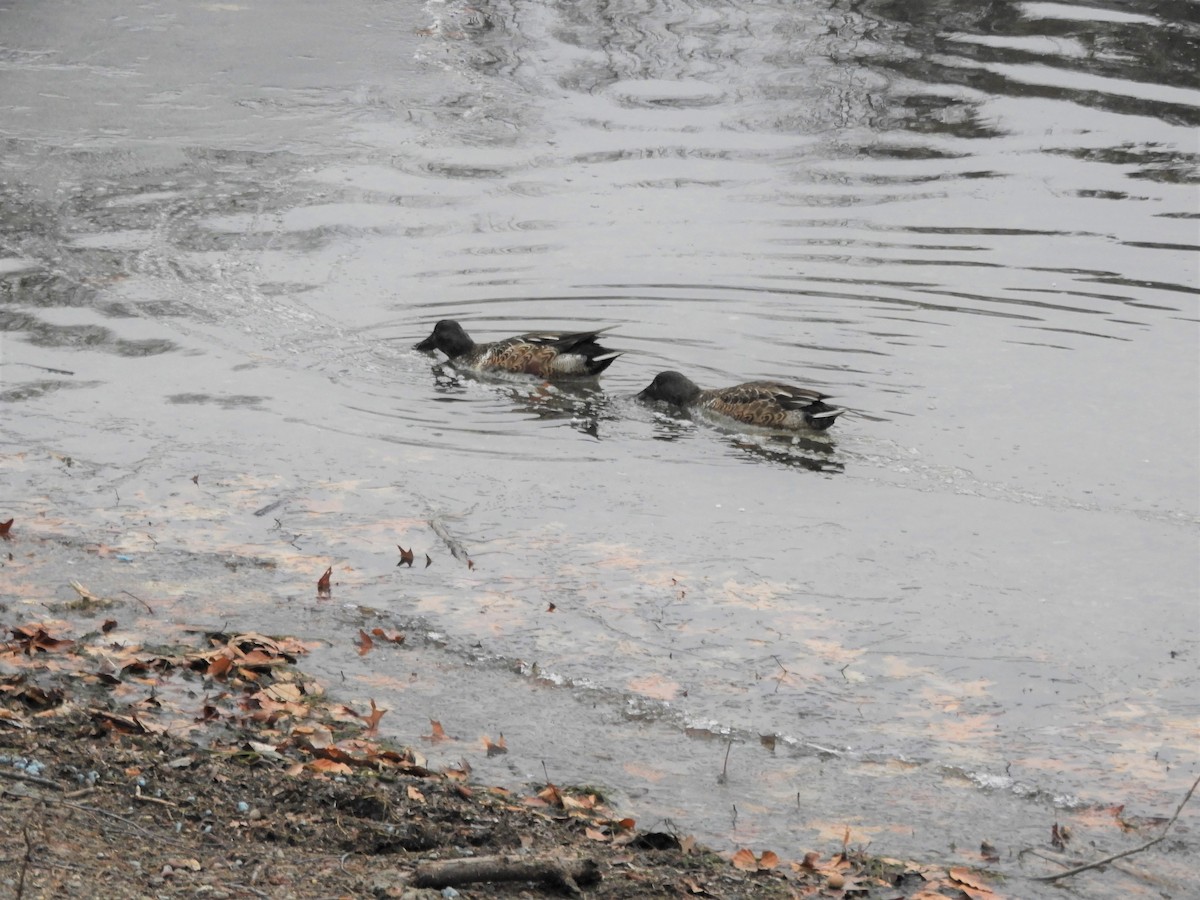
[0,626,994,900]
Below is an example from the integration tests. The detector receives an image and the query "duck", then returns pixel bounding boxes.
[637,370,844,431]
[414,319,622,378]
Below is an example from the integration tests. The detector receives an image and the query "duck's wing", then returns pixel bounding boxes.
[516,327,615,352]
[706,382,842,429]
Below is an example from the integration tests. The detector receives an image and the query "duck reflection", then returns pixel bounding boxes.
[429,364,616,439]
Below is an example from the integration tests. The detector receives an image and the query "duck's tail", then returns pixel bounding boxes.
[586,350,623,376]
[804,402,845,431]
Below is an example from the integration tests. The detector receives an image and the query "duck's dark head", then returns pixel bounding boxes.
[637,371,702,406]
[414,319,474,358]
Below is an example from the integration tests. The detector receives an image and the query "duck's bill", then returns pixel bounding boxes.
[414,335,437,351]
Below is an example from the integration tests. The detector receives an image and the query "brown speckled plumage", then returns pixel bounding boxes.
[638,371,844,432]
[415,320,621,378]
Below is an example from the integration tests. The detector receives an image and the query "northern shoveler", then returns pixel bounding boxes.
[414,320,622,378]
[637,370,844,431]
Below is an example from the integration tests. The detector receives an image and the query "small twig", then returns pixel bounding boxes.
[121,590,155,615]
[225,885,269,899]
[57,801,189,846]
[13,362,75,375]
[133,786,176,807]
[717,738,733,784]
[0,768,64,790]
[1032,774,1200,882]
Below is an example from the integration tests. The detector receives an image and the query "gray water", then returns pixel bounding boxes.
[2,0,1198,894]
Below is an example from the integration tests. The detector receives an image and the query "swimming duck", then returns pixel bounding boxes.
[414,320,621,378]
[637,370,844,431]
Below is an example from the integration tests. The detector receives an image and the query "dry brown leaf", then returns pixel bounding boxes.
[949,867,993,893]
[397,545,414,567]
[731,848,758,871]
[484,733,507,756]
[585,827,609,842]
[0,518,13,536]
[538,783,564,807]
[361,698,385,734]
[357,630,374,656]
[308,758,352,776]
[370,627,406,644]
[317,566,332,593]
[407,784,426,803]
[424,719,449,742]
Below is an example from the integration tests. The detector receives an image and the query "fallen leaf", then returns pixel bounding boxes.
[424,553,432,568]
[361,698,385,734]
[357,630,374,656]
[308,758,353,776]
[731,848,758,871]
[407,784,426,803]
[484,733,507,756]
[980,840,999,862]
[0,518,13,537]
[101,619,118,633]
[758,851,780,870]
[949,867,993,893]
[370,627,406,644]
[547,602,557,612]
[585,827,609,842]
[191,475,199,485]
[317,566,332,594]
[467,559,475,570]
[424,719,450,742]
[397,545,414,567]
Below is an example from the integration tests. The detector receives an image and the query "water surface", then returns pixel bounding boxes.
[2,0,1197,893]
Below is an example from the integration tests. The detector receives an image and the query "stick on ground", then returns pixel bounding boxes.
[1031,774,1200,882]
[413,853,600,895]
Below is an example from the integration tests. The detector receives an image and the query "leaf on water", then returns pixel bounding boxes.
[357,630,374,656]
[317,566,332,594]
[370,627,406,645]
[424,553,432,568]
[9,624,76,655]
[1051,822,1068,850]
[483,733,507,756]
[423,719,450,742]
[980,840,999,862]
[0,518,13,536]
[397,545,414,567]
[547,602,557,612]
[191,475,199,485]
[949,867,994,894]
[101,619,118,633]
[361,698,385,734]
[758,851,780,870]
[467,558,475,570]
